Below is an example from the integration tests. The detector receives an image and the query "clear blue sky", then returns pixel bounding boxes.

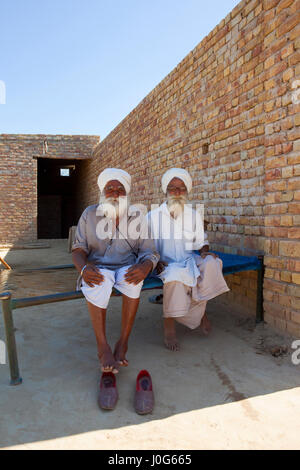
[1,0,240,139]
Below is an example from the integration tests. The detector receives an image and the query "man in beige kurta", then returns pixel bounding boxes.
[72,168,159,374]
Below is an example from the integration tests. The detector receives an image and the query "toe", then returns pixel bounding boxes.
[164,337,179,351]
[118,359,129,367]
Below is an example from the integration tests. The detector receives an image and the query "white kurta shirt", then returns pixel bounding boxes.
[147,202,208,287]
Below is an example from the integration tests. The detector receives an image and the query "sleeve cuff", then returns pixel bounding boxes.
[138,252,159,271]
[71,243,89,254]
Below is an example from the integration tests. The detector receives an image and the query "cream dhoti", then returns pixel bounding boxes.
[81,265,143,309]
[162,255,230,330]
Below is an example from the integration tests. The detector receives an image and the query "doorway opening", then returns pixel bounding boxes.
[37,158,84,239]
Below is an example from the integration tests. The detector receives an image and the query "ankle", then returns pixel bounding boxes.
[164,318,175,329]
[116,339,128,349]
[98,343,111,355]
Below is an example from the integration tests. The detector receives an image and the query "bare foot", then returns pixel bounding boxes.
[114,340,129,367]
[200,314,211,336]
[164,318,180,351]
[164,334,180,351]
[98,346,119,374]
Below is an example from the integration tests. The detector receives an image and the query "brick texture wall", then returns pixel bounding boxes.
[0,134,99,245]
[79,0,300,336]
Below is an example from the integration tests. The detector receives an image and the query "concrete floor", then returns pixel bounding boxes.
[0,241,300,450]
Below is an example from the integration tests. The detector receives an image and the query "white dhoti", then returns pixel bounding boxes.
[163,255,230,329]
[81,265,143,309]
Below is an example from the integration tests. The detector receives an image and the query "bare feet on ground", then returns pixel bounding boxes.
[98,346,119,374]
[164,318,180,351]
[200,314,212,336]
[114,340,129,366]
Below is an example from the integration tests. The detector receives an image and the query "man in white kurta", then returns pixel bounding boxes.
[147,168,230,351]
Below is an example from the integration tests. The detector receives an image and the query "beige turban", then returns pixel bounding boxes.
[161,168,192,194]
[97,168,131,194]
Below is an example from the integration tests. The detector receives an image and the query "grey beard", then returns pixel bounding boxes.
[99,195,129,219]
[167,193,188,219]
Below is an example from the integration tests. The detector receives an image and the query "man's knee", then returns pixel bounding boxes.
[81,269,115,306]
[202,255,220,271]
[115,270,143,299]
[93,274,114,291]
[117,276,143,291]
[163,281,191,300]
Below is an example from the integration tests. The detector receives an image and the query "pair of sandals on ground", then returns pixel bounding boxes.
[99,369,154,414]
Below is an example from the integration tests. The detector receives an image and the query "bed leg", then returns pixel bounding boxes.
[256,256,264,324]
[0,292,22,385]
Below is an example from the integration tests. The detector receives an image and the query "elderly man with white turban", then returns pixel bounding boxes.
[72,168,159,381]
[147,168,229,351]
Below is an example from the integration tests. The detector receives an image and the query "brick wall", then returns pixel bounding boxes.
[0,134,99,245]
[260,0,300,335]
[80,0,300,336]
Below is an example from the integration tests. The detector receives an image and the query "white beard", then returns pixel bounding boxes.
[167,193,188,219]
[99,195,129,220]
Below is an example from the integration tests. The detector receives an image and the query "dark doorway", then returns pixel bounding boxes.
[37,158,83,239]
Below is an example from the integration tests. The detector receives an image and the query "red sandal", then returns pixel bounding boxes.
[98,372,119,410]
[134,370,154,415]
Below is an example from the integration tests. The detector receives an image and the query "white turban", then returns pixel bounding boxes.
[161,168,192,194]
[97,168,131,194]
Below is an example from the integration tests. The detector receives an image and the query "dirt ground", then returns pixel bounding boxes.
[0,241,300,450]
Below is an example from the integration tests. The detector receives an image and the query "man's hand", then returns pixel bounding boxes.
[82,265,104,287]
[200,251,219,259]
[125,260,153,285]
[199,244,218,259]
[156,260,168,275]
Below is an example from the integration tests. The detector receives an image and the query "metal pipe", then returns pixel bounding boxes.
[0,292,22,385]
[23,264,74,272]
[12,290,84,309]
[12,284,166,310]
